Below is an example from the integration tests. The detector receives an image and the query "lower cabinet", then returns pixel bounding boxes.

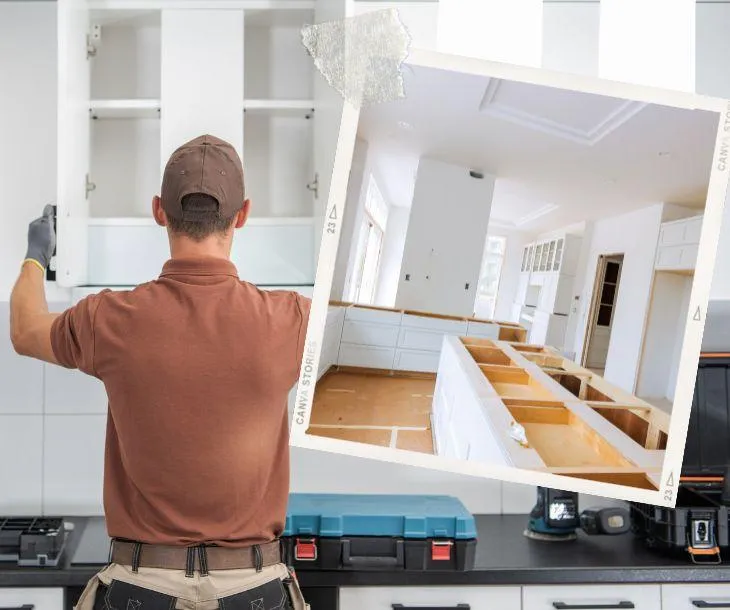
[523,585,661,610]
[0,588,65,610]
[339,585,522,610]
[661,584,730,610]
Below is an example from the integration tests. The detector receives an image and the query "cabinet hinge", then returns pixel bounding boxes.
[85,174,96,199]
[86,24,101,59]
[306,173,319,199]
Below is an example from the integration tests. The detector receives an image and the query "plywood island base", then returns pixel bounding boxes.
[307,367,437,455]
[432,336,668,490]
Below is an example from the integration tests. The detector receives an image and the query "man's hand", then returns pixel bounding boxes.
[25,204,56,271]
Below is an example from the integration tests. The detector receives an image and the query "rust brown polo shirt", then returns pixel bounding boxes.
[49,257,311,547]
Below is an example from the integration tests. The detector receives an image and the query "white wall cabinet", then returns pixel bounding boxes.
[516,233,582,350]
[340,585,522,610]
[56,0,341,291]
[655,215,703,272]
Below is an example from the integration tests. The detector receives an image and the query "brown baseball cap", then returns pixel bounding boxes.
[160,134,245,221]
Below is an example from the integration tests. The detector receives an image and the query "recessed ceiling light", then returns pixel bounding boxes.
[398,121,414,130]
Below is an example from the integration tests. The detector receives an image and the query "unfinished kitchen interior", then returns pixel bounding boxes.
[307,61,719,490]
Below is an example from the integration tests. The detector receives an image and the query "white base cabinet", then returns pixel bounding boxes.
[523,585,661,610]
[0,588,64,610]
[340,586,521,610]
[662,584,730,610]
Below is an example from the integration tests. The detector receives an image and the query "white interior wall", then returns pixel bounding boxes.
[636,272,693,401]
[667,274,693,403]
[374,206,410,307]
[331,138,369,300]
[490,227,535,321]
[395,159,495,316]
[572,204,664,392]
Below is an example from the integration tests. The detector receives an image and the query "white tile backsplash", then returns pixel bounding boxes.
[0,415,43,514]
[44,366,107,414]
[0,304,44,414]
[502,481,540,513]
[43,414,106,515]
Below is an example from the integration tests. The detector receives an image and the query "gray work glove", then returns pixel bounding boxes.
[25,204,56,270]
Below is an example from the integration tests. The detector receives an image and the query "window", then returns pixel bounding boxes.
[474,235,507,319]
[347,176,389,305]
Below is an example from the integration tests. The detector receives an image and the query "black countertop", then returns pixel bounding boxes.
[3,515,730,588]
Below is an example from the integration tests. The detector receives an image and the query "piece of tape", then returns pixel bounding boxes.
[301,8,412,108]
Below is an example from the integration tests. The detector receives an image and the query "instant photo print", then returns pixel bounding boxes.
[291,49,730,507]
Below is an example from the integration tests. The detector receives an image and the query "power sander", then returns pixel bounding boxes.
[524,486,630,541]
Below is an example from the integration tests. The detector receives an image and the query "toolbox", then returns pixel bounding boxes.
[630,480,729,563]
[280,494,477,571]
[629,348,730,563]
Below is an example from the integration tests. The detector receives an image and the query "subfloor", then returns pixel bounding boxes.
[306,369,436,454]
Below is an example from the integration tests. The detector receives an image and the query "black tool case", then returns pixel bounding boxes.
[629,351,730,562]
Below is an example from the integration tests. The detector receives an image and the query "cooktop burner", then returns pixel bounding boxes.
[0,517,70,567]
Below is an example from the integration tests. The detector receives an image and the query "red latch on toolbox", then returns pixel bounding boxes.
[294,538,317,561]
[431,541,453,561]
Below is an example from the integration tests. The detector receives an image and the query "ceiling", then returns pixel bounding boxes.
[357,63,721,235]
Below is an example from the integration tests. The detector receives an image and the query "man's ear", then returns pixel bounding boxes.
[234,200,251,229]
[152,196,167,227]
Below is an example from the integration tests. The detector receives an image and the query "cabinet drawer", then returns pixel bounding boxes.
[397,326,448,351]
[523,585,661,610]
[337,344,396,369]
[0,588,64,610]
[340,585,521,610]
[466,320,500,338]
[662,584,730,610]
[344,306,402,325]
[394,348,441,373]
[401,313,467,333]
[341,320,400,347]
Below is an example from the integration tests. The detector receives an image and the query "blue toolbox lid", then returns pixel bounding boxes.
[283,494,477,540]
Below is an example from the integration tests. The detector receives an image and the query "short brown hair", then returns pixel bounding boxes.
[166,193,236,241]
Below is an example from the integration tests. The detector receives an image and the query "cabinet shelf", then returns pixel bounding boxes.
[243,99,315,116]
[89,99,161,119]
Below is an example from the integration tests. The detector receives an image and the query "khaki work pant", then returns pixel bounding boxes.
[74,562,309,610]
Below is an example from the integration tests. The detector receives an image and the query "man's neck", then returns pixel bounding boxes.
[169,236,232,261]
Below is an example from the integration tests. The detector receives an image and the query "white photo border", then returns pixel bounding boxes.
[290,47,730,508]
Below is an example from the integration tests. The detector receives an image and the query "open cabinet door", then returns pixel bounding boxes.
[56,0,90,288]
[312,0,352,262]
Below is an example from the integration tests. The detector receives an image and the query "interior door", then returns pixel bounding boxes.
[57,0,91,287]
[312,0,353,262]
[586,259,622,369]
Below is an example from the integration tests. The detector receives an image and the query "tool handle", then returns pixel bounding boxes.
[342,539,404,568]
[693,602,730,608]
[553,603,634,609]
[392,605,470,610]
